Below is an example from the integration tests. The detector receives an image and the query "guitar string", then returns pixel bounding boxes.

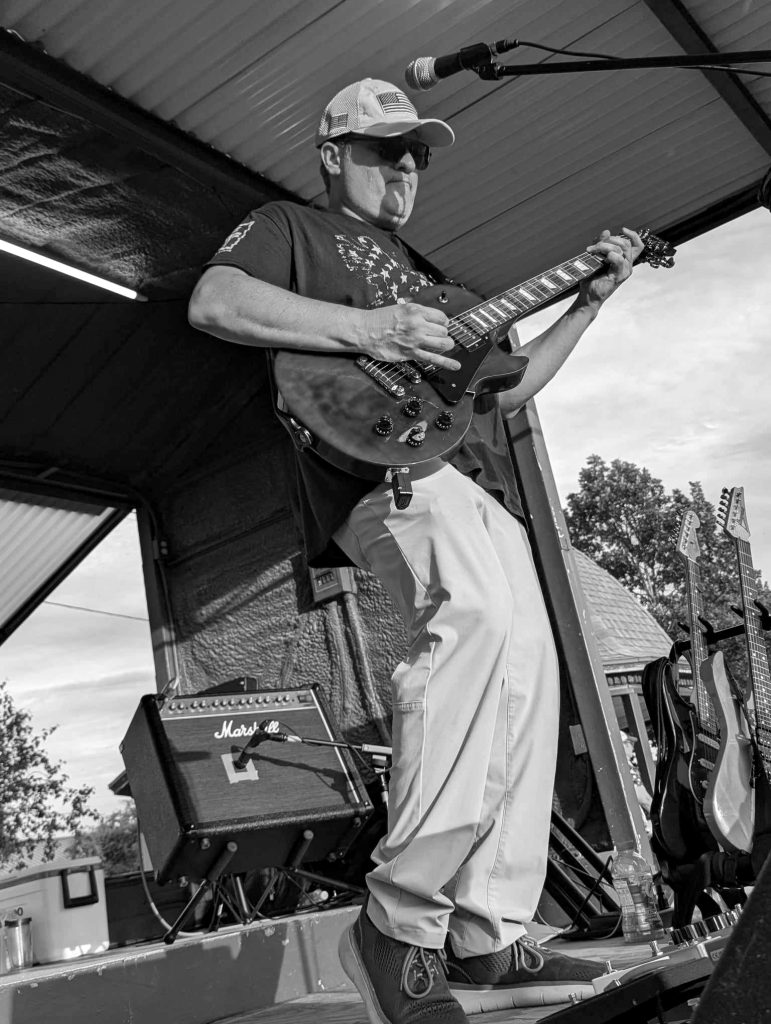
[365,232,671,384]
[737,538,771,727]
[362,253,607,386]
[687,560,718,734]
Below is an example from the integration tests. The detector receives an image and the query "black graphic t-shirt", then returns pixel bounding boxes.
[207,201,523,565]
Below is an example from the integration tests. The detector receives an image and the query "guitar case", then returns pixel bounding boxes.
[642,656,716,865]
[642,655,751,926]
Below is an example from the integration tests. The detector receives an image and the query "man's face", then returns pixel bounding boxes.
[331,133,425,231]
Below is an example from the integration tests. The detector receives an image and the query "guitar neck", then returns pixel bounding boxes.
[684,560,717,732]
[449,250,606,345]
[735,538,771,752]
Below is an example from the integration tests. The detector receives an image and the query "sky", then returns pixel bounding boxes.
[0,206,770,822]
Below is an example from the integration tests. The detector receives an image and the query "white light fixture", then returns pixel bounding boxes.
[0,238,146,301]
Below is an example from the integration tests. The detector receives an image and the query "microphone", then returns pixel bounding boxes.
[233,720,297,770]
[405,39,517,91]
[257,719,300,743]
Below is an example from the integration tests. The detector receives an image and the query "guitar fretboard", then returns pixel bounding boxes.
[684,560,718,734]
[448,252,606,350]
[735,537,771,765]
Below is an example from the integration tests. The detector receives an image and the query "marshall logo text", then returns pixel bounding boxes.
[214,719,259,740]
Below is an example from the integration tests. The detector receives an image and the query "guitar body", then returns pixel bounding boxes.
[273,284,527,480]
[686,728,720,807]
[702,651,755,854]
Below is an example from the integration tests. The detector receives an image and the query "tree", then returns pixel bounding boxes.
[0,679,98,871]
[71,802,141,877]
[563,457,771,689]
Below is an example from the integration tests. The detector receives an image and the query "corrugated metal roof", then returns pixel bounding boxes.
[3,0,771,296]
[0,488,118,638]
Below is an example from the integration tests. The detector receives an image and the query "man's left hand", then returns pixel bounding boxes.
[580,227,644,308]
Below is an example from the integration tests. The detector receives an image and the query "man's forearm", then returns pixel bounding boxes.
[188,268,366,354]
[497,298,599,418]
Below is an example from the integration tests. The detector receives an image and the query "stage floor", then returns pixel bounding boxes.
[217,934,664,1024]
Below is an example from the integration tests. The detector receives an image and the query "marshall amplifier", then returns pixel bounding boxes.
[120,685,373,885]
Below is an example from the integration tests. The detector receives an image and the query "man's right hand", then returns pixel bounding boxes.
[359,303,461,371]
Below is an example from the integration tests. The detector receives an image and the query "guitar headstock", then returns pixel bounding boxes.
[676,510,701,564]
[718,486,751,543]
[637,228,676,269]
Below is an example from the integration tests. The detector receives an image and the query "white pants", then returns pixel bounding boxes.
[334,464,560,956]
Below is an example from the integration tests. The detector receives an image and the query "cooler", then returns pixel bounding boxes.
[0,857,109,964]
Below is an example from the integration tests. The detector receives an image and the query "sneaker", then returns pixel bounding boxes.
[446,934,605,1012]
[339,903,469,1024]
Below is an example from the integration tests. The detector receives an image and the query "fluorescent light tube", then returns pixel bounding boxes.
[0,238,146,300]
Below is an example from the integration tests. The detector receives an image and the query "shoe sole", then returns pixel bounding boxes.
[449,980,596,1012]
[339,923,391,1024]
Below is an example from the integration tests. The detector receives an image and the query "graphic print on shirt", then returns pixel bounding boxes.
[336,233,433,306]
[217,220,255,254]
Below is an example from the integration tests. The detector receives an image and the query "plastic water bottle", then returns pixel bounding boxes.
[611,842,666,944]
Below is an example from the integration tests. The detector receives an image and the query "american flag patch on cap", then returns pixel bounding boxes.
[376,90,418,118]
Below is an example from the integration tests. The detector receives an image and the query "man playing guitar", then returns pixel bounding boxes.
[189,77,644,1024]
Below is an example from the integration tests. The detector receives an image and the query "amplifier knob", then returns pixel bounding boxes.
[406,426,426,447]
[435,410,454,431]
[374,415,394,436]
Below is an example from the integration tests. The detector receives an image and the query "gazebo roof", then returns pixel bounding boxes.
[572,547,674,672]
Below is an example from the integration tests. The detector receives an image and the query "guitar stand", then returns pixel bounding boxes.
[675,599,771,655]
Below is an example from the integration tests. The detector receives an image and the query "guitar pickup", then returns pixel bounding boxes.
[698,758,715,771]
[697,733,720,750]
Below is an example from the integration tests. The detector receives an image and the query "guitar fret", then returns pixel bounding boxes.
[467,310,496,329]
[733,534,771,743]
[686,558,715,730]
[450,247,608,347]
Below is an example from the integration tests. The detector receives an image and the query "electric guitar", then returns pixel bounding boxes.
[718,487,771,792]
[675,510,721,804]
[273,229,676,479]
[674,511,754,853]
[704,487,769,856]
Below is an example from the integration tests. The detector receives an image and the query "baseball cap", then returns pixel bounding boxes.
[316,78,454,148]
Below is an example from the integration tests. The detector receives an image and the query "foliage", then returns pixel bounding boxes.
[0,679,98,871]
[563,456,771,689]
[71,802,140,877]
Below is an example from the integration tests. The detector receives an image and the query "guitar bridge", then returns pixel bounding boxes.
[355,357,407,397]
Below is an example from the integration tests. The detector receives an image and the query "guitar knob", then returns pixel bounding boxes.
[403,397,423,417]
[435,411,454,431]
[373,415,394,437]
[406,426,426,447]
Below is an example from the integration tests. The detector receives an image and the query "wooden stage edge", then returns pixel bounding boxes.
[0,903,670,1024]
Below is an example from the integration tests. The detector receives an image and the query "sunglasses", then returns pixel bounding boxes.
[343,134,432,171]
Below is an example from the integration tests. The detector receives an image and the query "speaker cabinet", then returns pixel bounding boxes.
[120,685,373,884]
